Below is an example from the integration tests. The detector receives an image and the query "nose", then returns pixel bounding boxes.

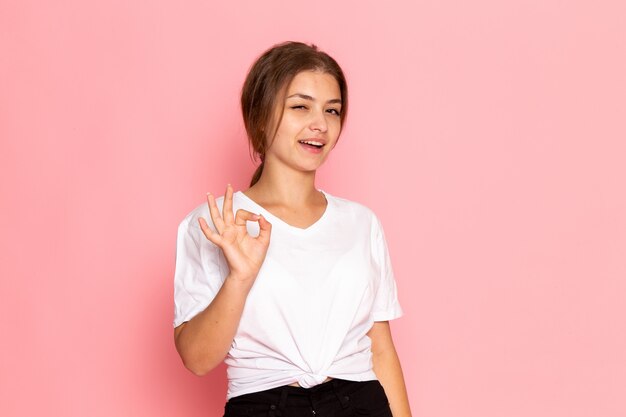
[309,108,328,133]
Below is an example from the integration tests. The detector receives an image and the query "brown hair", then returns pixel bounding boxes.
[241,41,348,186]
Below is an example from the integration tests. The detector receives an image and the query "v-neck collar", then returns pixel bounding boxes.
[235,189,331,235]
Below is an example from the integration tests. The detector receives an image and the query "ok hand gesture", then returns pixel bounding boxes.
[198,184,272,283]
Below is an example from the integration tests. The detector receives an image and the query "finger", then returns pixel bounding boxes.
[206,192,225,233]
[234,208,260,226]
[222,184,235,224]
[256,214,272,243]
[198,217,222,246]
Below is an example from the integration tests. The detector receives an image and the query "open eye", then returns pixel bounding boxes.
[326,108,341,116]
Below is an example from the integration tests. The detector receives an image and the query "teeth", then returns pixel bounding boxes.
[299,140,324,147]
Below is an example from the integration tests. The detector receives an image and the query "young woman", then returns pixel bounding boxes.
[173,41,412,417]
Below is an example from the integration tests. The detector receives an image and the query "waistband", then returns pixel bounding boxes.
[226,378,378,416]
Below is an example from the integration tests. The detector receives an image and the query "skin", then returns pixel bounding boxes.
[174,70,412,416]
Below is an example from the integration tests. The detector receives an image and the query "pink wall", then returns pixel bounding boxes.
[1,1,625,416]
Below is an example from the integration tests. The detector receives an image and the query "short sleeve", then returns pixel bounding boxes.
[371,215,403,322]
[173,213,225,328]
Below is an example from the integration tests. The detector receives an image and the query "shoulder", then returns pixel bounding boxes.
[323,190,382,230]
[177,195,226,236]
[178,202,204,230]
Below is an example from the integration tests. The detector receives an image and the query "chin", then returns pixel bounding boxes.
[297,162,324,173]
[293,158,326,172]
[301,165,322,173]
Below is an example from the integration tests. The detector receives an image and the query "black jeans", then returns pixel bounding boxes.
[223,379,392,417]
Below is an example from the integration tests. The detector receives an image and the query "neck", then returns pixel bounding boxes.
[246,162,321,206]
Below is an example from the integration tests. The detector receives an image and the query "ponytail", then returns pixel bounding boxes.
[249,160,264,187]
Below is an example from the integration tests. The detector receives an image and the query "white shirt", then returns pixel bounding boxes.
[173,190,403,399]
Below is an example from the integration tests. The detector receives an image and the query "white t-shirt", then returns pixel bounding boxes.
[173,189,403,399]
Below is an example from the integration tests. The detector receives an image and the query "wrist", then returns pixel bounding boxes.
[225,272,256,288]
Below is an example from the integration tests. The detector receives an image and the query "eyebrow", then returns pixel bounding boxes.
[286,93,342,105]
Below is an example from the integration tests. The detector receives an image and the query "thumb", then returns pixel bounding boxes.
[235,208,261,226]
[257,214,272,243]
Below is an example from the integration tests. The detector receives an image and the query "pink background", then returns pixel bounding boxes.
[1,1,625,416]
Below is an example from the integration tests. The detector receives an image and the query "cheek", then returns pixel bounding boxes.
[329,118,342,137]
[270,122,299,150]
[274,114,299,135]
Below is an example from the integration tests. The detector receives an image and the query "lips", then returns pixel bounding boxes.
[297,138,326,148]
[297,139,326,154]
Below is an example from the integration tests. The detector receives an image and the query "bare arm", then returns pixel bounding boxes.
[174,184,271,375]
[368,321,412,417]
[174,274,253,375]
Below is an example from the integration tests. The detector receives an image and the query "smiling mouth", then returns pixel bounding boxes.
[298,140,325,149]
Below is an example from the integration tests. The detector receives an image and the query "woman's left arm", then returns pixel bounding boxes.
[368,321,413,417]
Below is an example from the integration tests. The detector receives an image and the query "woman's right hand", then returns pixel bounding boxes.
[198,184,272,284]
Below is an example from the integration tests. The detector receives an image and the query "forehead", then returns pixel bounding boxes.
[285,71,341,98]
